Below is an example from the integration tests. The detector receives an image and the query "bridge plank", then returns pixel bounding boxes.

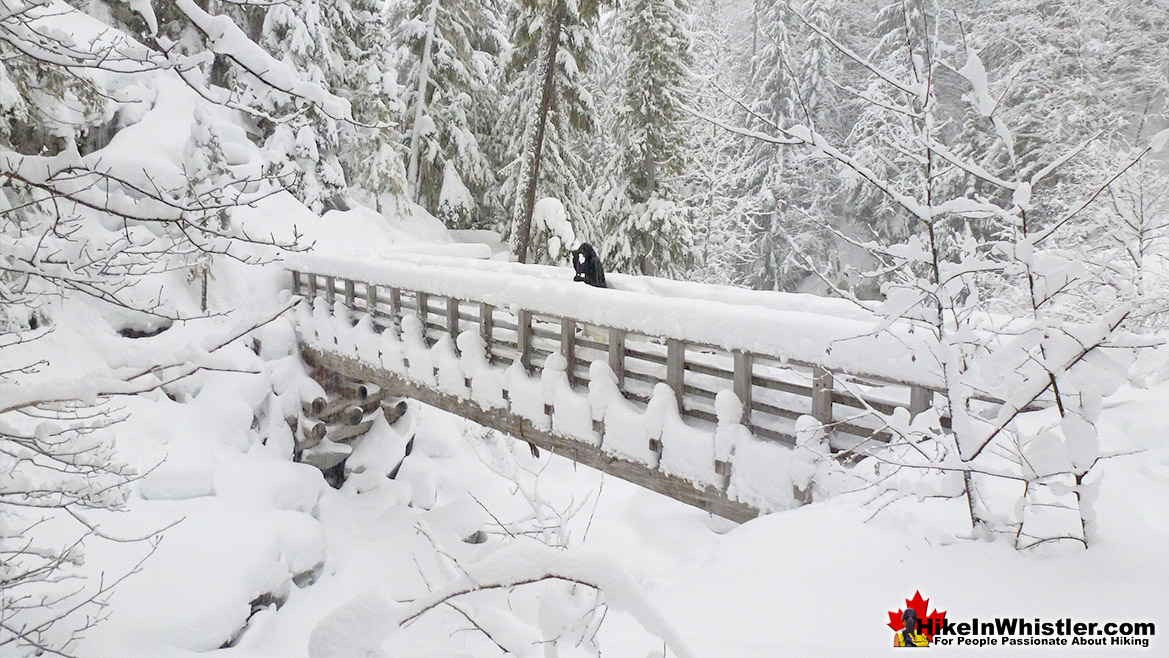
[301,344,759,523]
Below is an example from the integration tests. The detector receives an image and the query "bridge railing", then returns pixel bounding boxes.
[287,262,969,450]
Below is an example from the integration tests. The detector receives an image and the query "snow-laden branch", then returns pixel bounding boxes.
[1029,141,1164,246]
[309,543,698,658]
[0,299,300,415]
[784,0,922,100]
[169,1,352,121]
[0,0,355,123]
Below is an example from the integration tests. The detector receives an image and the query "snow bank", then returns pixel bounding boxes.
[650,385,720,487]
[728,435,797,513]
[308,542,698,658]
[138,463,215,501]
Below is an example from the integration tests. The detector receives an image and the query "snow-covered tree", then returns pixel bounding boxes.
[682,0,745,284]
[256,0,350,214]
[391,0,502,228]
[333,0,411,216]
[596,0,700,277]
[721,1,832,291]
[496,0,605,263]
[182,105,235,312]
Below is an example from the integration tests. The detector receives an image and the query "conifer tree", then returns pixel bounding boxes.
[495,0,604,263]
[183,105,234,312]
[597,0,699,277]
[335,0,411,215]
[391,0,501,228]
[728,1,827,290]
[256,0,350,214]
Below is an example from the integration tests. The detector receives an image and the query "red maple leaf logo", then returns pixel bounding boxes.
[887,590,947,641]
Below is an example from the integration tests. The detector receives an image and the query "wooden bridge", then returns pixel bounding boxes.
[285,254,1002,522]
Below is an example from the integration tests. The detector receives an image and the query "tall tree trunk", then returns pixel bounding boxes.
[750,0,760,77]
[407,0,441,202]
[200,265,209,313]
[512,0,565,264]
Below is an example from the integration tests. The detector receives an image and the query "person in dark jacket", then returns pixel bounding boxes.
[571,243,606,288]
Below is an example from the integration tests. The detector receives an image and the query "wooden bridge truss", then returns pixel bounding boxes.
[289,265,981,522]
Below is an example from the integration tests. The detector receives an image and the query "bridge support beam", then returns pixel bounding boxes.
[479,303,494,362]
[446,296,460,340]
[517,310,533,372]
[366,283,378,317]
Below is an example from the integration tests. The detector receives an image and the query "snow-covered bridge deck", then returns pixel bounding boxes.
[286,253,998,521]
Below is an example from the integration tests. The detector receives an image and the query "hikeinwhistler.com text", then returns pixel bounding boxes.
[921,618,1155,648]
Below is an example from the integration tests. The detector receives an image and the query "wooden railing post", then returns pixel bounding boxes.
[910,386,932,419]
[389,287,401,320]
[416,292,430,343]
[733,350,753,425]
[517,309,532,372]
[480,303,494,363]
[366,283,378,316]
[344,279,356,307]
[811,365,834,427]
[325,276,336,305]
[667,339,685,413]
[291,271,302,295]
[561,317,576,387]
[608,327,626,387]
[446,297,460,340]
[307,273,318,299]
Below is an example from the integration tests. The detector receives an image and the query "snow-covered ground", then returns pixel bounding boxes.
[7,162,1167,658]
[56,354,1169,658]
[10,197,1165,656]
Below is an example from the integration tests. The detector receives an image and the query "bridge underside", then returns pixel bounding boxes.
[301,344,760,523]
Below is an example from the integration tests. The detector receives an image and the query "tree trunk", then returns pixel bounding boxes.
[512,0,566,264]
[200,265,209,313]
[407,0,441,202]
